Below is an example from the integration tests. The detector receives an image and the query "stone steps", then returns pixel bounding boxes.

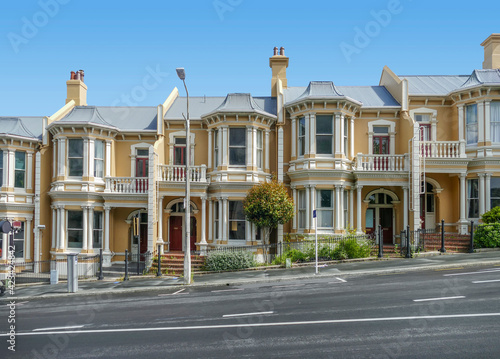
[151,253,206,275]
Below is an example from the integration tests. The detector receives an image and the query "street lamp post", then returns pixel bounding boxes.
[176,67,192,285]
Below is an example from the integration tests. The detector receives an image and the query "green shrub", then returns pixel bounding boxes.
[474,223,500,248]
[204,251,255,271]
[481,206,500,224]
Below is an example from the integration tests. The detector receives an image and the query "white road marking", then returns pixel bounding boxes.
[413,296,465,302]
[211,288,243,293]
[335,277,347,283]
[16,301,29,305]
[223,311,274,318]
[272,284,305,289]
[472,279,500,284]
[443,269,500,276]
[158,288,186,297]
[7,313,500,337]
[33,325,85,332]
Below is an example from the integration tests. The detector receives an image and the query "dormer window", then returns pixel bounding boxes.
[229,128,246,166]
[68,139,84,176]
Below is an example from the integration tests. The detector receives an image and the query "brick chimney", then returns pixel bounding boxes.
[269,47,289,97]
[66,69,87,106]
[481,34,500,69]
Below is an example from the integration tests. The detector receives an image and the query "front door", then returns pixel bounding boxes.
[169,216,183,251]
[380,208,394,244]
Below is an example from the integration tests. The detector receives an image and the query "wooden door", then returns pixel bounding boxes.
[169,216,183,251]
[380,208,393,244]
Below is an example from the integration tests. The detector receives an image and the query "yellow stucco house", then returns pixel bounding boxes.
[1,34,500,275]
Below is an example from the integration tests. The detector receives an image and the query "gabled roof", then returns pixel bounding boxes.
[0,117,41,140]
[52,106,157,131]
[399,75,469,96]
[202,93,276,118]
[459,69,500,89]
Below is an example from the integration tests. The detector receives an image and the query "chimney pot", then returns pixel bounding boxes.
[273,47,278,56]
[280,47,285,56]
[79,69,85,83]
[70,71,76,80]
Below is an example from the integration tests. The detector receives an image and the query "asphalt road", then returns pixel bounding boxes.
[1,265,500,358]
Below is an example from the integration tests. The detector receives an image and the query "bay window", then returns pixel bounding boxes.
[214,130,219,168]
[67,210,83,248]
[256,129,263,169]
[94,140,104,178]
[317,189,334,228]
[93,211,103,249]
[14,221,24,258]
[228,201,245,240]
[229,128,246,166]
[14,151,25,188]
[467,179,479,218]
[298,117,305,157]
[68,139,84,176]
[491,102,500,143]
[491,177,500,209]
[298,190,306,229]
[466,104,478,145]
[316,115,333,155]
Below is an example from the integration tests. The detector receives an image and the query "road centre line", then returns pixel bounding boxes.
[413,296,465,302]
[158,288,186,297]
[7,313,500,337]
[472,279,500,284]
[443,269,500,276]
[223,311,274,318]
[33,325,85,332]
[211,288,243,293]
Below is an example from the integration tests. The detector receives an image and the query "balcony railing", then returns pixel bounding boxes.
[158,165,207,183]
[420,141,464,158]
[355,154,408,171]
[105,177,148,194]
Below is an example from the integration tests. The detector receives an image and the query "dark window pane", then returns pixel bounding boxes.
[174,147,185,165]
[137,149,149,156]
[68,230,83,248]
[14,170,25,188]
[230,148,246,165]
[15,152,25,170]
[14,241,24,258]
[319,190,332,208]
[316,115,333,134]
[175,137,186,145]
[68,139,83,157]
[69,158,83,176]
[68,211,83,228]
[373,126,389,134]
[230,128,245,145]
[317,136,332,154]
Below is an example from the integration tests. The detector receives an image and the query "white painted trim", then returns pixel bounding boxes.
[367,120,396,155]
[130,142,153,177]
[168,131,195,166]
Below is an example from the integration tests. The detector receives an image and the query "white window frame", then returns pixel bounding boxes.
[491,101,500,144]
[229,128,246,167]
[94,140,104,178]
[316,189,334,228]
[298,117,306,157]
[467,179,479,219]
[298,190,306,229]
[368,120,396,155]
[68,138,84,177]
[67,210,84,249]
[256,129,263,169]
[228,200,245,241]
[466,104,478,145]
[316,115,334,155]
[14,151,26,188]
[93,211,103,249]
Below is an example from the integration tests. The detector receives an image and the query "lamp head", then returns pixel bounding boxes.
[176,68,186,80]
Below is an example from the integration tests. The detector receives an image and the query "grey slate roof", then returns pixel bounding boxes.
[165,96,277,120]
[202,93,277,118]
[337,86,400,107]
[459,69,500,89]
[0,117,42,140]
[285,81,362,107]
[284,84,399,108]
[399,75,469,96]
[53,106,157,131]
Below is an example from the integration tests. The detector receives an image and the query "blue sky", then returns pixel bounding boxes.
[1,0,499,116]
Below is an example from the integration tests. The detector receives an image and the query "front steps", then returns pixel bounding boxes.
[151,252,206,276]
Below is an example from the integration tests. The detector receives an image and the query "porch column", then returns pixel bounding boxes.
[335,185,342,231]
[339,185,345,230]
[105,141,112,177]
[356,185,363,234]
[310,185,316,232]
[246,126,252,169]
[157,197,164,254]
[292,186,297,231]
[265,130,270,171]
[1,234,6,260]
[26,218,32,260]
[459,174,467,234]
[222,197,228,242]
[208,129,213,170]
[335,113,342,155]
[350,117,355,160]
[200,196,208,255]
[164,210,172,251]
[305,185,310,232]
[104,206,111,252]
[403,186,409,229]
[58,206,65,250]
[349,187,354,230]
[82,206,88,251]
[309,113,316,155]
[486,174,492,211]
[478,173,485,216]
[208,198,213,243]
[83,138,89,177]
[88,206,94,251]
[51,206,56,249]
[57,137,66,178]
[221,126,228,167]
[245,219,251,244]
[26,152,33,190]
[291,117,297,159]
[218,198,223,244]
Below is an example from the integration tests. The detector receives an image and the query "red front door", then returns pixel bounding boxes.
[169,216,183,251]
[140,223,148,254]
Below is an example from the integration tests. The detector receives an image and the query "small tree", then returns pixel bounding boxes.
[481,206,500,224]
[243,178,294,262]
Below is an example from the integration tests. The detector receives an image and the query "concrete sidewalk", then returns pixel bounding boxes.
[2,250,499,301]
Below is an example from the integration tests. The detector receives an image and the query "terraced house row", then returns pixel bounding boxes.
[1,34,500,276]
